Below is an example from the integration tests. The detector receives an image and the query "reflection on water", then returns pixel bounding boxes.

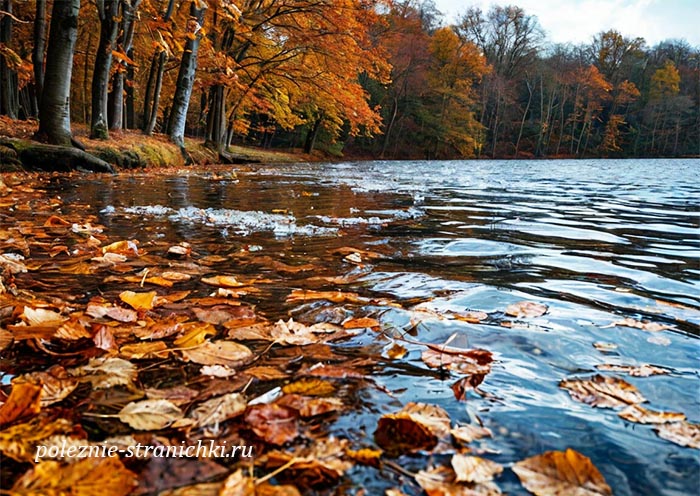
[51,158,699,495]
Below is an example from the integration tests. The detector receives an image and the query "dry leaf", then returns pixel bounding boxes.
[13,366,78,406]
[244,404,298,445]
[145,386,199,406]
[187,393,247,428]
[559,375,646,408]
[655,421,700,449]
[605,317,673,332]
[0,328,13,351]
[505,301,548,318]
[118,399,183,430]
[243,365,288,380]
[201,275,246,288]
[415,465,502,496]
[102,239,140,256]
[179,340,254,368]
[264,438,351,487]
[119,340,169,359]
[119,290,157,311]
[618,405,686,424]
[0,381,42,427]
[286,289,370,305]
[0,417,74,462]
[375,402,451,455]
[422,348,492,375]
[105,306,138,323]
[10,456,136,495]
[174,322,217,348]
[512,448,612,496]
[343,317,381,329]
[595,364,669,377]
[200,364,237,378]
[70,357,138,389]
[276,394,344,418]
[451,454,503,483]
[21,306,66,327]
[592,342,618,352]
[345,448,382,468]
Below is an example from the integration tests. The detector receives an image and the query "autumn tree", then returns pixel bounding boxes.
[90,0,120,139]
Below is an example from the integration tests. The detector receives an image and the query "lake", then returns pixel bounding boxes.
[44,158,700,494]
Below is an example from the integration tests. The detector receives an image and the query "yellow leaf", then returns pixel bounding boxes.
[0,382,42,427]
[201,275,245,288]
[0,417,74,462]
[119,290,157,311]
[118,399,183,430]
[174,322,217,348]
[282,378,336,397]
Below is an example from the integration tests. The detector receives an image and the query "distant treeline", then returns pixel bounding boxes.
[0,0,697,159]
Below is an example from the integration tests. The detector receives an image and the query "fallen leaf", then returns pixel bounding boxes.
[415,465,502,496]
[44,215,71,227]
[180,340,254,368]
[386,343,408,359]
[451,424,493,444]
[244,404,298,445]
[264,437,351,487]
[70,357,138,389]
[243,366,288,380]
[119,340,169,359]
[505,301,548,318]
[655,421,700,449]
[605,317,673,332]
[286,289,370,305]
[188,393,247,428]
[201,275,246,288]
[10,456,136,495]
[0,328,13,351]
[0,417,74,462]
[0,381,42,427]
[118,399,183,430]
[345,448,382,468]
[282,378,336,396]
[559,375,646,408]
[595,364,669,377]
[593,342,618,352]
[21,306,66,327]
[119,290,157,311]
[452,310,489,323]
[173,322,217,348]
[451,454,503,483]
[102,239,140,256]
[13,365,78,406]
[105,306,138,323]
[276,394,344,418]
[618,405,686,424]
[200,364,237,378]
[194,305,255,325]
[375,402,451,455]
[343,317,381,329]
[422,348,492,375]
[219,469,255,495]
[512,448,612,496]
[145,386,199,406]
[451,374,486,401]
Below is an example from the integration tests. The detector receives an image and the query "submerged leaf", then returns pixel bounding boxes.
[375,402,451,455]
[559,375,646,408]
[422,348,492,375]
[605,317,673,332]
[282,378,336,397]
[505,301,548,318]
[512,448,612,496]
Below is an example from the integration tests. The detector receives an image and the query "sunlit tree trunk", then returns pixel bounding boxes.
[38,0,80,146]
[90,0,120,139]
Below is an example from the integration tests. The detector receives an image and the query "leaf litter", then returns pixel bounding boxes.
[0,175,697,495]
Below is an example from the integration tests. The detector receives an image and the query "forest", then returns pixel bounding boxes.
[0,0,698,161]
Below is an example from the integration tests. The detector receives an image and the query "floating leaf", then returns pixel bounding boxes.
[451,454,503,483]
[559,375,646,408]
[118,399,183,430]
[375,402,451,455]
[345,448,382,468]
[244,404,298,445]
[243,365,287,380]
[343,317,380,329]
[264,438,351,487]
[0,381,42,427]
[593,342,618,352]
[286,289,370,305]
[10,456,136,495]
[618,405,686,424]
[180,340,254,368]
[452,310,489,323]
[119,290,157,311]
[512,448,612,496]
[451,424,493,445]
[605,317,673,332]
[655,421,700,449]
[596,363,669,377]
[415,465,502,496]
[422,347,492,375]
[276,394,344,418]
[188,393,247,428]
[505,301,548,318]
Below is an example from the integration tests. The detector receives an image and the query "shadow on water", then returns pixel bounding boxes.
[45,158,699,494]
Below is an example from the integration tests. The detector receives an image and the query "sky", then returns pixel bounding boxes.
[432,0,700,47]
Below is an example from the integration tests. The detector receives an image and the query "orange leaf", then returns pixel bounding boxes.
[0,382,42,427]
[119,290,157,311]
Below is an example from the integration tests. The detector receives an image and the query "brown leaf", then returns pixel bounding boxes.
[119,340,169,359]
[282,378,336,396]
[193,305,255,325]
[655,421,700,449]
[595,363,669,377]
[244,366,288,380]
[452,375,486,401]
[451,454,503,483]
[10,456,136,495]
[179,340,254,368]
[119,290,157,311]
[0,328,13,351]
[102,239,140,256]
[21,306,66,327]
[618,405,686,424]
[452,310,489,323]
[505,301,548,318]
[286,289,370,305]
[512,448,612,496]
[69,357,138,389]
[146,386,199,406]
[422,348,492,375]
[188,393,247,428]
[343,317,381,329]
[559,375,646,408]
[0,417,74,462]
[13,366,78,406]
[276,394,344,418]
[44,215,71,227]
[105,306,138,323]
[375,402,451,455]
[0,381,42,427]
[415,465,502,496]
[244,404,298,445]
[118,399,183,430]
[264,438,351,487]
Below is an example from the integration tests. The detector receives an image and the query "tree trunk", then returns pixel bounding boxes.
[303,117,323,154]
[514,79,532,157]
[110,0,141,130]
[144,51,166,135]
[0,0,19,119]
[90,0,120,139]
[205,85,226,151]
[32,0,47,113]
[167,0,207,149]
[125,48,136,129]
[38,0,80,147]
